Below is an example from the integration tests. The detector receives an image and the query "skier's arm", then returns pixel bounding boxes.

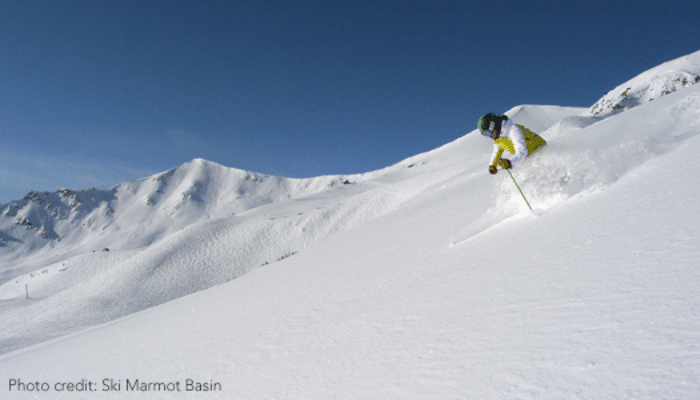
[507,124,528,167]
[489,144,504,167]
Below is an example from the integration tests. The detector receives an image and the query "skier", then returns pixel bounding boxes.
[477,113,547,175]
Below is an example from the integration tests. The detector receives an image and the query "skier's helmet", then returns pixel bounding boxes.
[477,113,496,134]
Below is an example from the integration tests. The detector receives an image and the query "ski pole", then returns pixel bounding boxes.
[506,169,534,213]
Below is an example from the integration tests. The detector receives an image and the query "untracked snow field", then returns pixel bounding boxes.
[1,51,700,399]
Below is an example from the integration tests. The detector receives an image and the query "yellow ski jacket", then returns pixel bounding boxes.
[489,120,547,168]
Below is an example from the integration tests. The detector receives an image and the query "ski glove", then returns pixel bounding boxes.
[488,165,498,175]
[499,159,512,170]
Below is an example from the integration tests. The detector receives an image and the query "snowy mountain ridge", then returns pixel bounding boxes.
[590,49,700,115]
[0,158,359,259]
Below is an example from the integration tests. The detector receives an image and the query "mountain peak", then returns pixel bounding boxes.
[590,49,700,116]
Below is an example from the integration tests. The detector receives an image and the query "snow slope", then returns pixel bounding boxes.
[1,51,700,399]
[0,104,581,356]
[590,49,700,116]
[0,161,416,354]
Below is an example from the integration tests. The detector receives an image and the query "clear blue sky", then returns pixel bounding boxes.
[1,0,699,203]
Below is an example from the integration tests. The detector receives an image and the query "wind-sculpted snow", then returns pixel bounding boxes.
[501,87,700,215]
[454,85,700,244]
[590,49,700,116]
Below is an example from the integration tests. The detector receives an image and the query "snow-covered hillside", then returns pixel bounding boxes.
[0,159,419,354]
[1,51,700,399]
[0,159,359,259]
[590,49,700,115]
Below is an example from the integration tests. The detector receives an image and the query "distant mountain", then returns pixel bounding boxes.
[0,159,355,258]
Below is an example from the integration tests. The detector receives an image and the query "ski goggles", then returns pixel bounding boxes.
[480,121,497,136]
